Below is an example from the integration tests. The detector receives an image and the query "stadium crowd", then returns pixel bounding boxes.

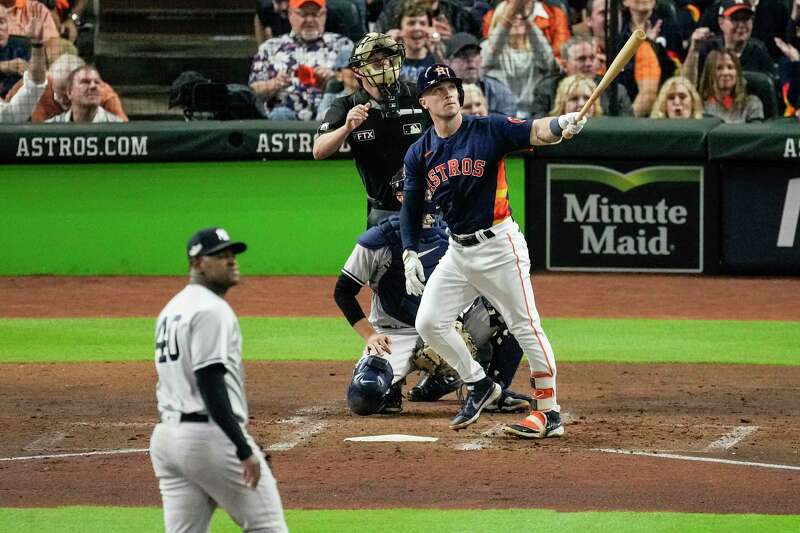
[2,0,798,123]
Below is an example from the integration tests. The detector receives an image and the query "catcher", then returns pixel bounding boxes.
[334,171,531,415]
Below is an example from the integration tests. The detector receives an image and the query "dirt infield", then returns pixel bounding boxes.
[1,275,799,514]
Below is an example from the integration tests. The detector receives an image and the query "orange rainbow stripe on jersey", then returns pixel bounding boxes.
[493,159,512,225]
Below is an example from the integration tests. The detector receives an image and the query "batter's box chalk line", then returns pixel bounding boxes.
[266,407,328,451]
[704,425,760,451]
[23,421,154,452]
[1,448,149,462]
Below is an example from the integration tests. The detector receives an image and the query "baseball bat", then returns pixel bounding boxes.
[562,29,647,139]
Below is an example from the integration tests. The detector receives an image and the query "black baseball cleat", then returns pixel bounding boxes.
[484,388,532,413]
[407,373,460,402]
[380,381,403,414]
[449,377,501,430]
[503,410,565,438]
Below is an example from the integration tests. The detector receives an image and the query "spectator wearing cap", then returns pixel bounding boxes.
[315,43,356,119]
[249,0,352,120]
[46,65,122,123]
[376,0,482,39]
[482,0,557,117]
[530,35,632,118]
[683,0,776,86]
[389,0,444,85]
[445,31,517,116]
[698,0,790,61]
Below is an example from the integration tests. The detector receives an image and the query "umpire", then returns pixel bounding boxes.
[313,32,430,228]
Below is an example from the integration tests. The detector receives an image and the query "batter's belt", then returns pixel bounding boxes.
[450,228,496,247]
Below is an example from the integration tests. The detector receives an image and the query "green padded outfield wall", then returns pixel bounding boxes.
[0,159,526,275]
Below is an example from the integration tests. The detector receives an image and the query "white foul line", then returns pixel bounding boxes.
[0,448,149,462]
[705,425,760,451]
[594,448,800,471]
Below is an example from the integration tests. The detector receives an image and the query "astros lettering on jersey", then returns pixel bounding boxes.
[404,114,531,236]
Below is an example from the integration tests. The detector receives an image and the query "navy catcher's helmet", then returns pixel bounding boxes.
[416,64,464,106]
[347,355,394,415]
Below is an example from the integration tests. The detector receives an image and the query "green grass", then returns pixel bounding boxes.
[1,317,798,365]
[0,160,525,276]
[0,507,798,533]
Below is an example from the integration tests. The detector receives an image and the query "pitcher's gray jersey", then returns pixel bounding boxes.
[155,284,248,423]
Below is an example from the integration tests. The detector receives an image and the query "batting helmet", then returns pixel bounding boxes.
[417,64,464,106]
[347,355,394,416]
[349,32,405,87]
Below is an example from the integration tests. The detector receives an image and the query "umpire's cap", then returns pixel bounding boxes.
[187,227,247,258]
[417,64,464,105]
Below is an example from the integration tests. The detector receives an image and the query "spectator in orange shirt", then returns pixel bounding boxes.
[4,53,127,121]
[1,0,58,40]
[483,0,570,59]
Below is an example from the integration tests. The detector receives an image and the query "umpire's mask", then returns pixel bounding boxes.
[349,32,405,114]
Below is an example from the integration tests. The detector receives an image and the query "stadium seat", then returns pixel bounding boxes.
[743,71,779,119]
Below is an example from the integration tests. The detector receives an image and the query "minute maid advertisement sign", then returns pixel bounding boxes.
[546,164,703,272]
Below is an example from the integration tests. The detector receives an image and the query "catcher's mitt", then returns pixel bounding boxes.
[410,321,478,378]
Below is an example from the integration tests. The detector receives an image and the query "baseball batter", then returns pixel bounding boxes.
[336,173,532,415]
[149,227,287,533]
[400,64,586,436]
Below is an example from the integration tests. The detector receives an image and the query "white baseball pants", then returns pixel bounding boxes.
[415,218,559,411]
[150,419,288,533]
[361,332,419,385]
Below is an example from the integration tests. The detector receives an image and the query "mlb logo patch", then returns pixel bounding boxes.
[506,117,526,124]
[403,123,422,135]
[354,129,376,142]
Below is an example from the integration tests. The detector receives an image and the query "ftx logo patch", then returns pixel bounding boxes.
[403,123,422,135]
[353,129,375,142]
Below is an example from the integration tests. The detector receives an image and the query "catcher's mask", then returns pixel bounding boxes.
[347,355,394,416]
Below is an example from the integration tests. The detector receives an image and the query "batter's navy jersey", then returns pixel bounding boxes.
[401,114,532,247]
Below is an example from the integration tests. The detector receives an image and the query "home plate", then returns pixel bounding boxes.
[344,434,438,443]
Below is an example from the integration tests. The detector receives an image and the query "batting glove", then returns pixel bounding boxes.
[558,112,588,137]
[403,250,426,296]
